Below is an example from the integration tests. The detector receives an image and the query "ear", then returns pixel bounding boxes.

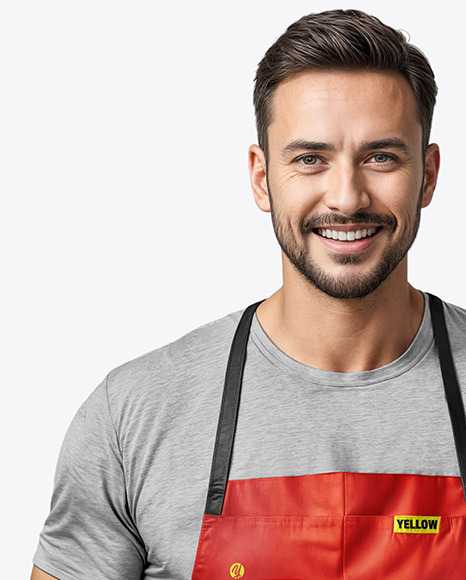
[421,143,440,208]
[249,144,271,213]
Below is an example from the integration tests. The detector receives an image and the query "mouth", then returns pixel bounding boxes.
[311,224,384,256]
[314,226,382,242]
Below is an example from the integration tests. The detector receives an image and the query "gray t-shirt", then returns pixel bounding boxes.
[33,294,466,579]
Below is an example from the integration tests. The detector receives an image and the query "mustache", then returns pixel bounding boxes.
[302,212,397,233]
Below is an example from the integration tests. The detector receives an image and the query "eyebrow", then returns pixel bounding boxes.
[360,138,413,156]
[282,140,335,154]
[282,137,413,156]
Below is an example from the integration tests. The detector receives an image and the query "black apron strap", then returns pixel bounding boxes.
[428,293,466,503]
[204,301,264,516]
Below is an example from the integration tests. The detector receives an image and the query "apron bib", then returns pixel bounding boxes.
[191,294,466,579]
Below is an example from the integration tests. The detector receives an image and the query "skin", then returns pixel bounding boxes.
[30,566,57,579]
[249,70,440,372]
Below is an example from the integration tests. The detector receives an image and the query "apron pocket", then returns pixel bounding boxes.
[191,514,343,579]
[344,515,466,580]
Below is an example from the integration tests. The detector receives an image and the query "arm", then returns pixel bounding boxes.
[31,565,58,580]
[32,379,145,579]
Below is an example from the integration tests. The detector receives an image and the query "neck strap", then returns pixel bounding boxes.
[204,301,263,515]
[428,293,466,502]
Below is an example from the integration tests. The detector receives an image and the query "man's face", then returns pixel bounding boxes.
[250,70,439,299]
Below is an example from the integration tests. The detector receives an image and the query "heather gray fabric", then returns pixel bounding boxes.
[33,293,466,580]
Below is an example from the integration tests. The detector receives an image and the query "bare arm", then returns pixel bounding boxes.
[30,565,59,580]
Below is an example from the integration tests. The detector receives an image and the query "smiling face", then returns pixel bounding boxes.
[249,70,439,299]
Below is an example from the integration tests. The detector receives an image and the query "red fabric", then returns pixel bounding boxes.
[191,473,466,579]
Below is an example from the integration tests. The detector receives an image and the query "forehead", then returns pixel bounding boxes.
[268,70,422,150]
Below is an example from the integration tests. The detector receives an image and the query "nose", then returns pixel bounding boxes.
[323,163,370,216]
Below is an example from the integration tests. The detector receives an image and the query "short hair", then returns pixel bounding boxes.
[254,9,437,156]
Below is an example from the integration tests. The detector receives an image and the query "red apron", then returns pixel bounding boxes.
[191,294,466,579]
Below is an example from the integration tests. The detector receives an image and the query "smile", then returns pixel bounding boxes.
[316,227,379,242]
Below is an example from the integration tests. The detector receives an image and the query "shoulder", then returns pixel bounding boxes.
[108,308,243,389]
[439,297,466,371]
[442,299,466,330]
[103,308,245,431]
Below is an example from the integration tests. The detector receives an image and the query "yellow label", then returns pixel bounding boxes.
[393,515,441,534]
[230,563,245,579]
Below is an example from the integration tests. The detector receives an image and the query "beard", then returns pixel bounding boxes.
[269,190,423,300]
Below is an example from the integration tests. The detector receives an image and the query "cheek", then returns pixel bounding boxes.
[368,172,421,215]
[271,172,325,215]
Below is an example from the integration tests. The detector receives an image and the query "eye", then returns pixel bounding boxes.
[370,153,394,164]
[298,154,320,165]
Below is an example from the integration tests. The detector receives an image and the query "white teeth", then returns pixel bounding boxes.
[317,227,377,241]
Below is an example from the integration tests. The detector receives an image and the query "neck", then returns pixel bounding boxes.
[256,262,425,373]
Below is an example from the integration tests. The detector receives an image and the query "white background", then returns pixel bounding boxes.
[2,1,464,577]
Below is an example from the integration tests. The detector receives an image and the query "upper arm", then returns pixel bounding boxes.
[33,379,146,579]
[31,565,58,580]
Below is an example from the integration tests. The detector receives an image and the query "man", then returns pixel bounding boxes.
[32,9,466,580]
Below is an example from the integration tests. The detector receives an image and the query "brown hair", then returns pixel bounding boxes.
[254,9,437,156]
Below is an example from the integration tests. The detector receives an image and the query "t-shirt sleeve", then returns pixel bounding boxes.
[33,377,146,580]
